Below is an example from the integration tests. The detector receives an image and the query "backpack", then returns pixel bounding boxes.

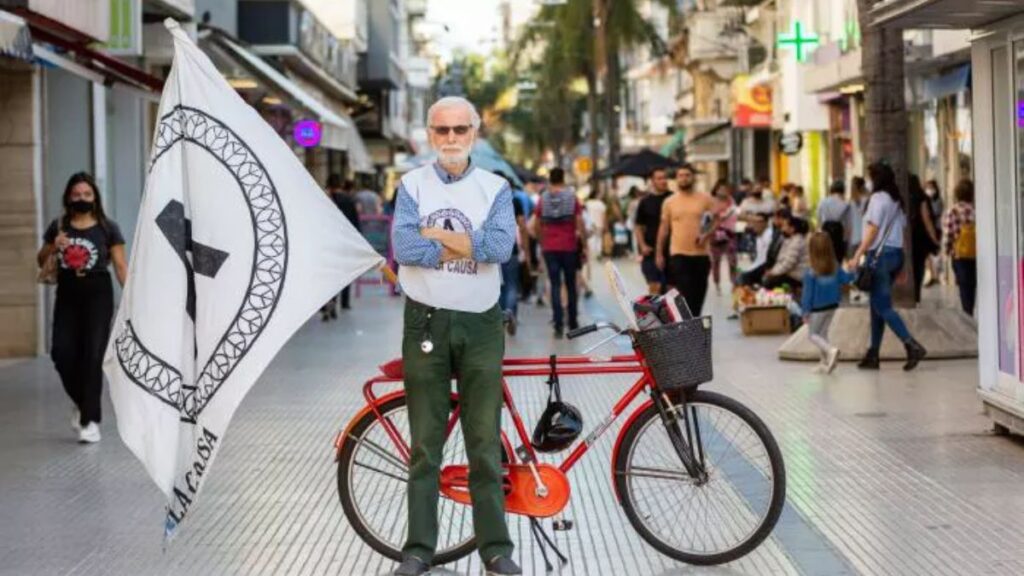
[954,221,976,259]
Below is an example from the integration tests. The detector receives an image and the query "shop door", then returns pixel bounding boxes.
[993,41,1024,397]
[1013,42,1024,392]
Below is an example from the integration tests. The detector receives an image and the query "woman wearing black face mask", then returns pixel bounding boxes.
[36,172,127,444]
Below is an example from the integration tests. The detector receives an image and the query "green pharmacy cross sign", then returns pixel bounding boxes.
[777,21,820,63]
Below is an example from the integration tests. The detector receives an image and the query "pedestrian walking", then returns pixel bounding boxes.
[909,174,941,304]
[790,185,810,219]
[655,164,717,316]
[634,167,671,295]
[493,171,531,336]
[848,176,869,258]
[323,175,361,319]
[625,185,643,255]
[390,96,520,576]
[532,167,586,338]
[818,179,853,264]
[924,179,945,286]
[36,172,128,444]
[584,189,607,259]
[943,179,977,316]
[355,179,383,216]
[847,162,927,371]
[802,232,854,374]
[709,180,739,295]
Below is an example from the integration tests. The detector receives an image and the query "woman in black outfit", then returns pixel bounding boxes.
[37,173,127,443]
[908,175,941,303]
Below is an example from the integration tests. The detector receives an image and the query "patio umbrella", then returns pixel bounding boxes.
[597,149,679,179]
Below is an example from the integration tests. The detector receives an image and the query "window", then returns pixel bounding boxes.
[995,45,1018,376]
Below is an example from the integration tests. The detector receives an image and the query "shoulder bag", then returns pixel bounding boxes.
[854,203,899,292]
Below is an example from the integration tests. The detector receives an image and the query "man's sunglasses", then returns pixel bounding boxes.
[431,125,473,136]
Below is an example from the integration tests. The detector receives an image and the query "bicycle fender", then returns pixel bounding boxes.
[610,399,655,502]
[333,389,406,462]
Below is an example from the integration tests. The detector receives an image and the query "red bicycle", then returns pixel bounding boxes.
[334,270,786,568]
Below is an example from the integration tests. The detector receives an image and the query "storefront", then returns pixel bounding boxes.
[871,0,1024,434]
[972,20,1024,434]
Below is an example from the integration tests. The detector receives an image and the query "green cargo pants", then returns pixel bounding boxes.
[401,298,513,564]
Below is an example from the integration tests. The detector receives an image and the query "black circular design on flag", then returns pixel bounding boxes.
[114,105,288,422]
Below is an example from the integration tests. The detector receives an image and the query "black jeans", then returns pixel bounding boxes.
[952,258,977,316]
[52,272,114,426]
[911,244,931,304]
[340,286,351,309]
[544,251,579,330]
[667,255,711,317]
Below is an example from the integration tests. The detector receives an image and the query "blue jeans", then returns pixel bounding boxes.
[499,258,520,320]
[544,251,579,330]
[869,248,913,350]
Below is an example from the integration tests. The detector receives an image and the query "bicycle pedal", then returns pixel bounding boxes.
[552,519,574,531]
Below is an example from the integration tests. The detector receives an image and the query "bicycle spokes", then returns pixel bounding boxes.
[619,398,781,560]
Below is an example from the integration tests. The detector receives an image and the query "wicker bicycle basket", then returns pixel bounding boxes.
[634,316,713,391]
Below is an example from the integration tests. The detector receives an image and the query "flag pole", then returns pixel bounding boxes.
[381,264,398,286]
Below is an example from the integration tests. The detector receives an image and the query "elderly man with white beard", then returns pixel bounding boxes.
[389,97,521,576]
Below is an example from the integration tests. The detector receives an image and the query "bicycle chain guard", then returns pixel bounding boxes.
[440,463,571,518]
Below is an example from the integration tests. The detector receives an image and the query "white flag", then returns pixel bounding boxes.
[103,20,383,539]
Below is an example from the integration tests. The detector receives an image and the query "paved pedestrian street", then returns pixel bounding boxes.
[2,261,1023,576]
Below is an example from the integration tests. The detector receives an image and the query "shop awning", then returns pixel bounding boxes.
[660,130,686,157]
[870,0,1024,29]
[213,34,373,172]
[17,9,163,94]
[0,10,32,61]
[685,119,732,162]
[249,44,359,104]
[922,64,970,102]
[687,121,731,144]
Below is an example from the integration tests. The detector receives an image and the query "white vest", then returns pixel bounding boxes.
[398,165,504,313]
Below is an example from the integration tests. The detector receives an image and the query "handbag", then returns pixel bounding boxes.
[854,206,899,292]
[37,224,62,285]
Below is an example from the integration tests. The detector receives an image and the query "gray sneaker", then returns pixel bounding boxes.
[484,556,522,575]
[393,556,430,576]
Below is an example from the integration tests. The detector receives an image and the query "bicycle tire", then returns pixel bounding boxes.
[337,394,490,565]
[614,389,786,565]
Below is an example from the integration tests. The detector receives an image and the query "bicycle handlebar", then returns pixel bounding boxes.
[567,321,624,340]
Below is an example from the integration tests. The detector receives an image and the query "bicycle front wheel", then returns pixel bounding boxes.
[614,389,786,565]
[337,395,482,565]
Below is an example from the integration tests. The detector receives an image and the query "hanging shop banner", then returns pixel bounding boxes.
[732,75,773,128]
[779,132,803,156]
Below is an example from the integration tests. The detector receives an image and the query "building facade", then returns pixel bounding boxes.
[870,0,1024,434]
[0,0,168,356]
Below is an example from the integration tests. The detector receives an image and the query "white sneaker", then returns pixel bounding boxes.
[78,422,101,444]
[71,407,81,432]
[825,347,841,374]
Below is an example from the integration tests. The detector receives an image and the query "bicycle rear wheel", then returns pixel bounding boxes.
[337,395,492,565]
[614,389,786,565]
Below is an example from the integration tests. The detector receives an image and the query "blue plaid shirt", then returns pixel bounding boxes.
[392,162,516,268]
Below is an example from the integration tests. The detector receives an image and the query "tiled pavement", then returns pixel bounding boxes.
[2,260,1024,576]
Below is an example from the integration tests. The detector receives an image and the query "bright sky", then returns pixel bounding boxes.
[426,0,536,61]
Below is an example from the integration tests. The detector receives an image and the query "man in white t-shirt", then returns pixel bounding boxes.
[390,97,520,576]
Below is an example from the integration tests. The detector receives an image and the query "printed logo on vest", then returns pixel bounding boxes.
[425,208,478,276]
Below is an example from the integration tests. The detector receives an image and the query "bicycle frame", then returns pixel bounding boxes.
[334,352,701,502]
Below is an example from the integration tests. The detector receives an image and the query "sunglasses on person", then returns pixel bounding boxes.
[431,125,473,136]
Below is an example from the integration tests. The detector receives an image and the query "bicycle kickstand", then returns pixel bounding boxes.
[529,517,568,572]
